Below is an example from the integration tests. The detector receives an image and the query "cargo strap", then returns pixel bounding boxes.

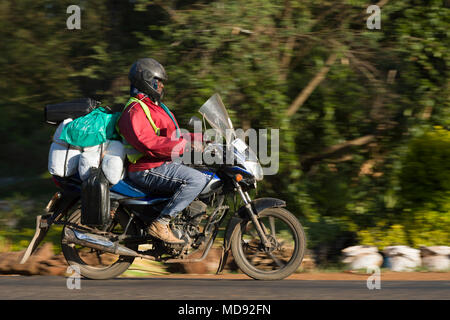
[51,140,83,151]
[116,97,160,164]
[116,97,181,164]
[126,97,161,136]
[52,136,83,177]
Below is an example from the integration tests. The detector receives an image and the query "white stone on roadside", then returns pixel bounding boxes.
[420,246,450,271]
[383,245,421,272]
[342,245,383,270]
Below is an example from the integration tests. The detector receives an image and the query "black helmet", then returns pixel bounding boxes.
[128,58,168,103]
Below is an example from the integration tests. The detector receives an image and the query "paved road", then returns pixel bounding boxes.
[0,276,448,300]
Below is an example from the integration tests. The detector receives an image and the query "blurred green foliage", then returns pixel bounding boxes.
[400,127,450,207]
[358,127,450,248]
[0,227,63,254]
[0,0,448,261]
[400,127,450,247]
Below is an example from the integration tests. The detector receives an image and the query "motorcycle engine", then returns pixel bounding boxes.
[170,200,208,252]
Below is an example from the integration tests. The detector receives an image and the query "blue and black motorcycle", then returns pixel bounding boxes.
[21,94,306,280]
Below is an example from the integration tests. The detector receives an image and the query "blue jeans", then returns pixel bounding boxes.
[128,162,208,224]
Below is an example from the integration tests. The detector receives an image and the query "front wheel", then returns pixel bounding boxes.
[231,207,306,280]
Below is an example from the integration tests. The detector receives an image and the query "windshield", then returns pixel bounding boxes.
[199,93,235,143]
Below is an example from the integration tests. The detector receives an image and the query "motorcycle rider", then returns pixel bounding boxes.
[117,58,207,244]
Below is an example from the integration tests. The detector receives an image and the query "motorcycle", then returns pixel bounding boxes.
[21,94,306,280]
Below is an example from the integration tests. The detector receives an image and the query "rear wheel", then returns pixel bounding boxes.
[61,205,139,280]
[231,207,306,280]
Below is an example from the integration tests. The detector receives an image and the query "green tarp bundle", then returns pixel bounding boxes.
[59,107,120,147]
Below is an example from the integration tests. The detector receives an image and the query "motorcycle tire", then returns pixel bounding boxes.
[230,207,306,280]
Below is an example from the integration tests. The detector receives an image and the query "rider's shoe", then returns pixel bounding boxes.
[148,220,185,244]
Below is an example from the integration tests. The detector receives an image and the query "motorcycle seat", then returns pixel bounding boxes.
[110,178,170,202]
[53,174,170,202]
[110,178,147,198]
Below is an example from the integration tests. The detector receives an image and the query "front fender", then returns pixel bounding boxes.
[215,197,286,274]
[237,197,286,218]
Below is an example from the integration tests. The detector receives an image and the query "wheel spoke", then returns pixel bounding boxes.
[96,251,104,265]
[248,226,259,239]
[269,217,276,237]
[238,212,301,273]
[267,252,285,268]
[232,208,306,280]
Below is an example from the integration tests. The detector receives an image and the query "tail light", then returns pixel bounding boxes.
[52,176,62,189]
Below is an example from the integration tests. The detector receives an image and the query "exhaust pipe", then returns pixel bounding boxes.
[64,227,140,257]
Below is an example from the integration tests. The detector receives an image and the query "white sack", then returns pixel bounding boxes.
[420,246,450,257]
[48,119,81,177]
[420,246,450,271]
[342,246,383,270]
[342,245,379,256]
[343,253,383,270]
[101,140,125,185]
[387,256,420,272]
[102,155,125,185]
[383,246,421,271]
[104,140,126,158]
[384,245,421,258]
[78,148,102,181]
[82,144,102,153]
[78,140,125,184]
[422,255,450,271]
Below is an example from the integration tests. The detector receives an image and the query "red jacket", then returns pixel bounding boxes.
[117,93,187,172]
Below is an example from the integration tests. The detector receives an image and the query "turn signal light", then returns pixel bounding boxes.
[235,174,243,182]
